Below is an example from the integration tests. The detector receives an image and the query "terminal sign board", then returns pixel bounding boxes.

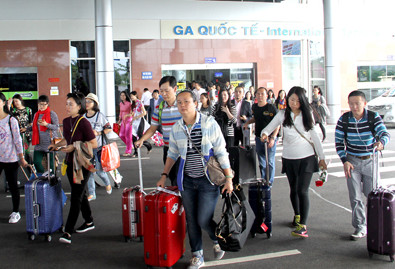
[142,71,153,80]
[205,57,216,64]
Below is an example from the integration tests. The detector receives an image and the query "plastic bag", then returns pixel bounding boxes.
[101,142,121,172]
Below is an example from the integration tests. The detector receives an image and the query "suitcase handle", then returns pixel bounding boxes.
[33,203,40,218]
[156,186,181,197]
[131,210,140,224]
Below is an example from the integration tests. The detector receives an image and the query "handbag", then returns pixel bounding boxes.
[215,186,255,251]
[100,133,121,172]
[181,128,231,186]
[113,123,120,135]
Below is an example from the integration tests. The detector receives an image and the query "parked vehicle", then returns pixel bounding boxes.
[367,87,395,126]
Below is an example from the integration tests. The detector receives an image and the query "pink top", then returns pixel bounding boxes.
[119,101,131,122]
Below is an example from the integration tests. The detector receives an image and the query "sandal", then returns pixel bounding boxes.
[122,153,131,157]
[131,154,137,158]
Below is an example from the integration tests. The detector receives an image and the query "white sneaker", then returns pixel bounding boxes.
[213,244,225,260]
[9,212,21,224]
[187,255,205,269]
[350,229,366,241]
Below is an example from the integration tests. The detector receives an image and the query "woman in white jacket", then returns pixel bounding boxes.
[261,86,327,238]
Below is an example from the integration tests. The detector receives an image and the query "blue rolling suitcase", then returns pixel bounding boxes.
[24,153,63,242]
[248,142,272,238]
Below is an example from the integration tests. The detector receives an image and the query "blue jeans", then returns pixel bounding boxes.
[180,175,220,253]
[255,137,277,185]
[87,149,111,196]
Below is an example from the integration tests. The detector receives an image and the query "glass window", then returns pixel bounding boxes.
[282,40,301,56]
[310,40,325,79]
[387,65,395,77]
[70,41,95,58]
[282,57,301,91]
[357,66,370,82]
[371,65,386,82]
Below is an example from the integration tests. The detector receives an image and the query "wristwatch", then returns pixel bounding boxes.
[161,173,169,178]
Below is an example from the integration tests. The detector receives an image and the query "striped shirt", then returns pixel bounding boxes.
[335,109,390,163]
[151,100,182,146]
[184,125,205,178]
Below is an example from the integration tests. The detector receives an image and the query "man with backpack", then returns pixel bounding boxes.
[135,76,182,186]
[335,90,390,241]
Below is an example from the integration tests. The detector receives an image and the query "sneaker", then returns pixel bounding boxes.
[350,229,366,241]
[9,212,21,224]
[292,215,300,227]
[59,233,71,244]
[213,244,225,260]
[76,222,95,233]
[106,185,112,195]
[291,225,309,238]
[187,255,205,269]
[87,194,96,201]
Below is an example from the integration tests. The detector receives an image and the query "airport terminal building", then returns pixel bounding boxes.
[0,0,394,120]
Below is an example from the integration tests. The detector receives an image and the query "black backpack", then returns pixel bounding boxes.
[341,110,376,141]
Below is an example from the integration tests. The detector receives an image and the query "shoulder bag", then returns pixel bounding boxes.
[61,116,83,176]
[181,128,231,186]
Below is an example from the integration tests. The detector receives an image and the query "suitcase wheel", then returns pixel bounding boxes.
[139,236,143,242]
[368,252,373,259]
[45,235,52,242]
[266,232,272,239]
[124,236,131,243]
[28,233,35,241]
[250,232,257,238]
[390,255,394,263]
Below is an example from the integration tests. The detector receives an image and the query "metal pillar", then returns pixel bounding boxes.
[95,0,116,124]
[323,0,341,124]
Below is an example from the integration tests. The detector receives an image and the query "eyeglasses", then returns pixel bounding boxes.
[86,100,94,104]
[38,103,48,107]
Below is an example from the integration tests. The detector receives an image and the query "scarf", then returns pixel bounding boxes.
[32,107,51,146]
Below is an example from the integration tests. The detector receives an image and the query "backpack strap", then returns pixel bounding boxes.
[341,111,350,141]
[342,110,376,142]
[158,101,165,124]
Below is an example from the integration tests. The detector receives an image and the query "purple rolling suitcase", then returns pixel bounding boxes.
[367,148,395,262]
[24,153,63,242]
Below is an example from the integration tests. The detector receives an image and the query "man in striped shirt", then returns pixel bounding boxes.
[135,76,182,185]
[335,90,390,241]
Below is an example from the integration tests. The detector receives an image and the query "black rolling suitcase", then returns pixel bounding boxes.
[228,129,256,184]
[367,148,395,262]
[248,141,272,238]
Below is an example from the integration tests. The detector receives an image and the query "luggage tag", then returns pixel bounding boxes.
[260,222,268,232]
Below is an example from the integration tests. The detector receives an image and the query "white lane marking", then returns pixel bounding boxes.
[204,249,301,267]
[309,188,352,213]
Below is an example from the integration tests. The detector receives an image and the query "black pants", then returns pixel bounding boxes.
[0,162,19,212]
[163,146,180,186]
[282,155,318,225]
[65,165,93,234]
[225,136,234,153]
[132,135,152,156]
[234,127,250,146]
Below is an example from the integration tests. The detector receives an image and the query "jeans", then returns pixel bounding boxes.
[65,165,93,234]
[181,175,220,253]
[87,149,111,196]
[255,137,277,185]
[347,155,376,232]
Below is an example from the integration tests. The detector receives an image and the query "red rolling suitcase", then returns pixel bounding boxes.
[143,186,186,268]
[367,148,395,262]
[122,148,145,242]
